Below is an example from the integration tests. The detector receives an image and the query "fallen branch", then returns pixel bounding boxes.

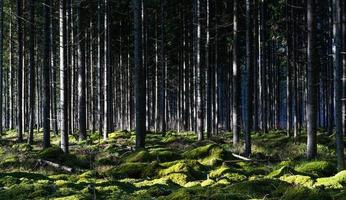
[231,153,253,162]
[38,159,78,173]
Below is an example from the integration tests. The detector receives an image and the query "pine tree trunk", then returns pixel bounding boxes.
[133,0,146,148]
[306,0,318,159]
[43,0,51,148]
[232,0,240,144]
[28,0,35,145]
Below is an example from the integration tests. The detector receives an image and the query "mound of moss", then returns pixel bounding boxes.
[159,186,246,200]
[295,161,336,177]
[267,166,301,178]
[106,162,159,179]
[314,170,346,189]
[281,186,332,200]
[225,179,290,198]
[158,160,206,180]
[280,175,315,187]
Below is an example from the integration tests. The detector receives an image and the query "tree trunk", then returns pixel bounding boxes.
[77,0,86,141]
[333,0,345,170]
[133,0,146,148]
[60,0,69,153]
[28,0,35,145]
[43,0,51,148]
[306,0,318,159]
[232,0,241,145]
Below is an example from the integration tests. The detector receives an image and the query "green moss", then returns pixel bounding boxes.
[184,181,201,187]
[0,182,56,200]
[150,150,181,163]
[12,144,33,152]
[122,149,151,163]
[280,175,315,187]
[162,173,190,186]
[0,176,18,187]
[39,146,64,161]
[158,160,206,180]
[281,186,333,200]
[267,166,299,178]
[209,165,232,179]
[160,186,246,200]
[314,170,346,189]
[222,173,247,183]
[106,162,159,179]
[295,161,336,177]
[200,179,215,187]
[182,144,215,159]
[226,178,290,198]
[109,130,132,140]
[199,146,224,166]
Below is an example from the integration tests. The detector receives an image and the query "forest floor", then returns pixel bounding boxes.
[0,129,346,200]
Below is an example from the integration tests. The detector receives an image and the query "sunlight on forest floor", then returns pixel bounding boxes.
[0,130,346,199]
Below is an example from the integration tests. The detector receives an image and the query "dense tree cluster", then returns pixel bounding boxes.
[0,0,345,171]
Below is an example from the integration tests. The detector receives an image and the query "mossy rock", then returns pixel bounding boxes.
[121,149,151,163]
[12,144,33,152]
[159,186,246,200]
[0,176,19,187]
[0,182,56,200]
[200,179,215,187]
[226,178,290,198]
[158,160,206,180]
[106,162,159,179]
[222,173,247,183]
[209,165,233,179]
[39,147,64,161]
[150,150,181,163]
[280,175,315,187]
[182,144,216,159]
[267,166,301,178]
[0,172,49,181]
[314,170,346,189]
[109,130,132,140]
[281,186,333,200]
[162,173,190,186]
[295,161,336,177]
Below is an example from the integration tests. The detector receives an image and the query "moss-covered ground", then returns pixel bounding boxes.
[0,129,345,199]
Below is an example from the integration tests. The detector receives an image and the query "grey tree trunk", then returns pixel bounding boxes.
[17,0,23,142]
[60,0,69,153]
[133,0,146,148]
[43,0,51,148]
[0,0,4,136]
[306,0,318,159]
[77,0,87,141]
[28,0,35,145]
[244,0,253,156]
[333,0,345,170]
[232,0,240,145]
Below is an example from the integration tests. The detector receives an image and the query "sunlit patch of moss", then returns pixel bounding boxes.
[109,130,132,140]
[281,186,333,200]
[314,170,346,189]
[199,146,224,167]
[209,165,232,179]
[158,160,206,180]
[295,161,336,177]
[11,144,32,152]
[280,175,315,187]
[0,154,19,168]
[161,173,190,186]
[184,181,201,187]
[201,179,215,187]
